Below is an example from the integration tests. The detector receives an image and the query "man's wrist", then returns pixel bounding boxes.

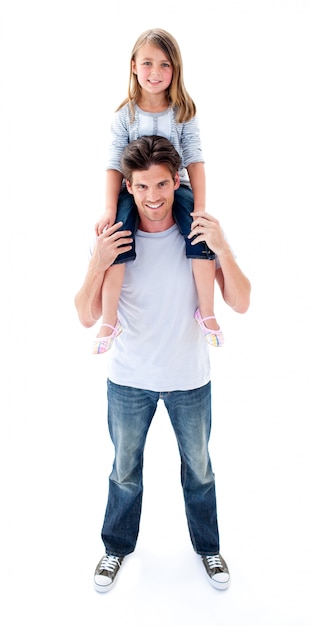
[214,243,231,260]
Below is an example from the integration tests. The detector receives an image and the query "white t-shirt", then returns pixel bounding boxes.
[107,224,211,392]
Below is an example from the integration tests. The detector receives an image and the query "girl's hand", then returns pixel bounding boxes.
[94,209,117,236]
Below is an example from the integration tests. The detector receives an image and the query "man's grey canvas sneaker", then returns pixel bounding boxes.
[94,554,124,592]
[202,553,230,590]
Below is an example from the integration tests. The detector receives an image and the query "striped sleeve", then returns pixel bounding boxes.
[105,107,130,172]
[180,115,205,167]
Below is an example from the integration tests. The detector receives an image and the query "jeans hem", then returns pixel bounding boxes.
[185,254,216,260]
[195,550,220,557]
[113,255,136,265]
[104,547,135,558]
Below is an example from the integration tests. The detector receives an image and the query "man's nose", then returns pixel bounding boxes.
[147,188,160,201]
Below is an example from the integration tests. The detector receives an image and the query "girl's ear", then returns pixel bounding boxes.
[131,59,137,74]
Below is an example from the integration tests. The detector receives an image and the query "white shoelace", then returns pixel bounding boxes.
[99,554,121,573]
[205,554,222,569]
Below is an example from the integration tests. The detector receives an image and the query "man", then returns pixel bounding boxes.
[74,135,251,593]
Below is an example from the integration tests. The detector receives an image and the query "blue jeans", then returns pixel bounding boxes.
[101,380,220,557]
[112,185,216,264]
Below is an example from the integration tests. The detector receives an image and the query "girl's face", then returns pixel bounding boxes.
[132,42,173,96]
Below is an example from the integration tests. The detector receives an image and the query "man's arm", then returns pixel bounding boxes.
[189,212,251,314]
[74,222,133,327]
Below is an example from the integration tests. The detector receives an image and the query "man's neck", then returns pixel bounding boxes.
[138,215,175,233]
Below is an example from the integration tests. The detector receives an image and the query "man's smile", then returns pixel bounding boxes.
[145,202,163,209]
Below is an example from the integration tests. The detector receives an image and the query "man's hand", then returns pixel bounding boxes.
[92,221,133,270]
[189,211,251,313]
[188,211,229,257]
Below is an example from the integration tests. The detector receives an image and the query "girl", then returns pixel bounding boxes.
[93,28,224,353]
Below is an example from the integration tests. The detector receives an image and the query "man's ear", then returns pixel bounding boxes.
[174,172,180,190]
[125,179,133,194]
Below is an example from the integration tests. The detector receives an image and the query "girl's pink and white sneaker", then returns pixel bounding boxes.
[194,308,224,347]
[93,320,122,354]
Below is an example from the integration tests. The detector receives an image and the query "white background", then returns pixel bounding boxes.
[1,1,311,624]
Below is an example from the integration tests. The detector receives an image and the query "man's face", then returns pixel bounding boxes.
[126,164,180,232]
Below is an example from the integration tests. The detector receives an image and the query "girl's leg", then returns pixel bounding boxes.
[192,258,224,347]
[192,258,217,330]
[174,188,223,346]
[93,189,137,354]
[93,264,125,354]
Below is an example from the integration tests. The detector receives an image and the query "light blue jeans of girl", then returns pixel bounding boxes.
[101,379,220,557]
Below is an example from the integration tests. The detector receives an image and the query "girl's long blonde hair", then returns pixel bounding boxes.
[116,28,196,123]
